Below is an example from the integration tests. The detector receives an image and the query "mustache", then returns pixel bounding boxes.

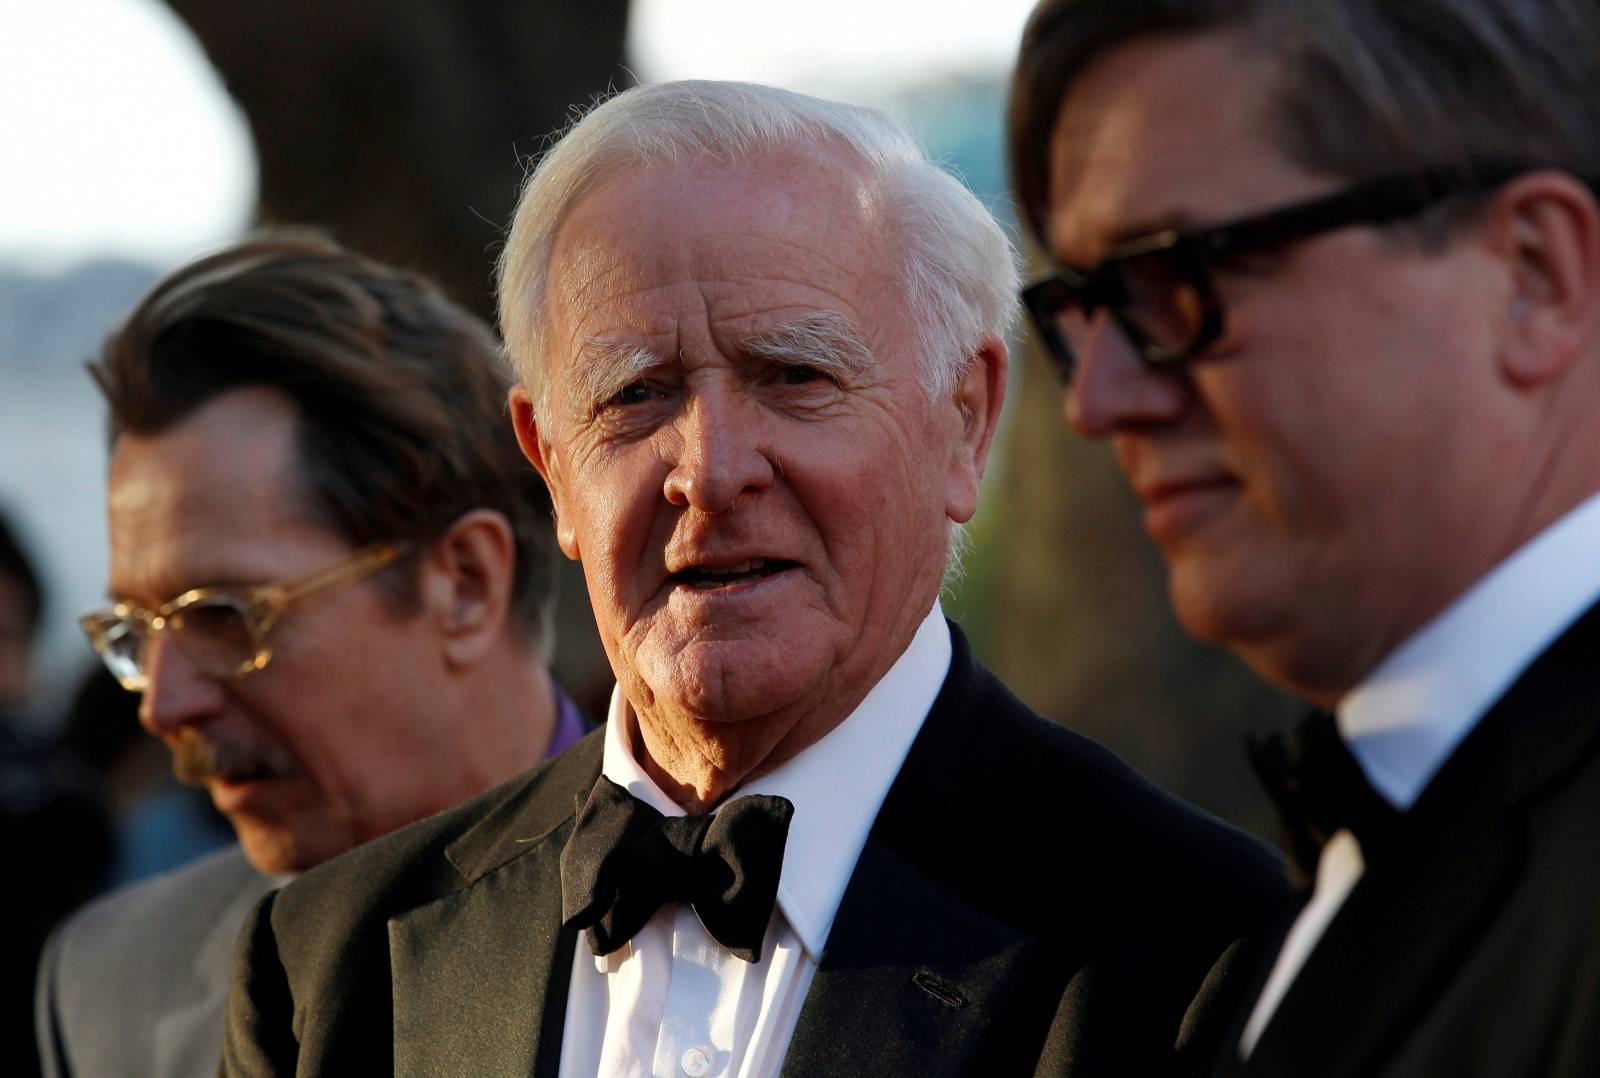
[169,728,296,785]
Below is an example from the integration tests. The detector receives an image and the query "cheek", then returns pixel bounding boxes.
[570,464,671,618]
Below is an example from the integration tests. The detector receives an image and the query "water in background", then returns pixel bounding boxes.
[0,259,158,726]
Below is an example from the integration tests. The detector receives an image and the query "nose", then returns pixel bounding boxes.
[1064,309,1192,438]
[138,634,227,736]
[661,388,775,513]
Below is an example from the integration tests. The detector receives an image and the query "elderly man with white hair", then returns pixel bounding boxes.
[220,80,1288,1078]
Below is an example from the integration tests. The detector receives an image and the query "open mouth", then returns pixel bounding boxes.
[671,558,799,590]
[213,762,286,784]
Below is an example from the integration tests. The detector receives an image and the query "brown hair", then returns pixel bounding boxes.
[92,231,556,644]
[1009,0,1600,247]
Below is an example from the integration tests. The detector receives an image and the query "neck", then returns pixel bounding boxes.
[624,607,939,812]
[627,684,870,813]
[456,653,559,791]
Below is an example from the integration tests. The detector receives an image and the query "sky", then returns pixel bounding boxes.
[0,0,255,272]
[0,0,1040,272]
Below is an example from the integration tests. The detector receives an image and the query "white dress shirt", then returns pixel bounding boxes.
[557,604,952,1078]
[1241,490,1600,1055]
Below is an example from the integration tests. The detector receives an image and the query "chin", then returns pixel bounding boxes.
[235,819,336,876]
[1169,568,1353,706]
[235,825,298,875]
[641,637,827,723]
[1167,557,1291,651]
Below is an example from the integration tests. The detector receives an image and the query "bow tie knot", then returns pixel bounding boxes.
[561,776,794,963]
[1249,710,1401,887]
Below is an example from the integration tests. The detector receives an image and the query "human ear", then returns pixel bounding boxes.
[1491,171,1600,388]
[509,384,580,560]
[420,509,516,668]
[944,335,1009,523]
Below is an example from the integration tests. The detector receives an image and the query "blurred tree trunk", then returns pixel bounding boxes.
[982,272,1301,839]
[161,0,629,709]
[162,0,630,321]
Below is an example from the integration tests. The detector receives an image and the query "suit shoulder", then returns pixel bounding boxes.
[49,845,262,961]
[269,729,601,948]
[39,843,270,1064]
[893,658,1288,929]
[990,664,1278,871]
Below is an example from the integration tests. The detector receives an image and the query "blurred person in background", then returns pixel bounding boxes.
[221,81,1288,1077]
[57,663,233,889]
[1011,1,1600,1074]
[0,511,45,710]
[35,233,586,1078]
[0,512,113,1078]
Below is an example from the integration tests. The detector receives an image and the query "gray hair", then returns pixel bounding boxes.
[497,80,1020,417]
[1009,0,1600,246]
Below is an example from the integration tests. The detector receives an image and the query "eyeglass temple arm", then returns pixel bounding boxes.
[262,541,411,610]
[1197,161,1553,261]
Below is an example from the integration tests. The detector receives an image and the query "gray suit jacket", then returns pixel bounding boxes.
[36,846,278,1078]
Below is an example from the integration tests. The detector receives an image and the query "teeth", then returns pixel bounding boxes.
[701,559,765,576]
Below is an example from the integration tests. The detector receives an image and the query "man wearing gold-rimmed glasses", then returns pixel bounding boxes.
[36,233,584,1078]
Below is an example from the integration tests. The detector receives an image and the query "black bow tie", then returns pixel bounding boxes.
[1248,710,1401,888]
[560,775,794,963]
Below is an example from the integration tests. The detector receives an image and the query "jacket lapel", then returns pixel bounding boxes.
[1241,815,1521,1078]
[389,827,578,1078]
[155,852,280,1078]
[783,833,1042,1077]
[389,732,602,1078]
[1243,599,1600,1078]
[784,623,1049,1076]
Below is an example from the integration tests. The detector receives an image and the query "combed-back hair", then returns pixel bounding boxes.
[497,79,1021,416]
[1009,0,1600,246]
[93,231,557,646]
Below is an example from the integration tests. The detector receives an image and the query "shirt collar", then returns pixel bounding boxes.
[1339,490,1600,809]
[600,602,951,959]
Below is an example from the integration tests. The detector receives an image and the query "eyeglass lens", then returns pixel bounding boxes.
[95,596,263,688]
[1037,250,1209,378]
[1114,248,1208,358]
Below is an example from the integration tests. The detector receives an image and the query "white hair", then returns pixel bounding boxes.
[496,79,1020,415]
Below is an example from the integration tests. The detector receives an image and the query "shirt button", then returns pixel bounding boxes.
[681,1047,712,1076]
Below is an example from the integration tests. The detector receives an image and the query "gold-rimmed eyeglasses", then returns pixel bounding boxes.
[80,541,411,692]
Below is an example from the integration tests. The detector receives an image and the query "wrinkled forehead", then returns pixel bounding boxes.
[540,152,904,365]
[556,149,890,268]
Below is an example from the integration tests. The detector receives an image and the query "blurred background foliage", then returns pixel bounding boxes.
[0,0,1293,852]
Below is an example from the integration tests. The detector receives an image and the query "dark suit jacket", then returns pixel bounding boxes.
[1234,600,1600,1078]
[223,626,1289,1077]
[37,845,277,1078]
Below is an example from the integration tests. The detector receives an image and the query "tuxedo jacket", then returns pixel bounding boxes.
[36,845,277,1078]
[1234,600,1600,1078]
[222,627,1289,1077]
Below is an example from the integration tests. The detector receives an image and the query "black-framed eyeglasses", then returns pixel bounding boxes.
[1021,161,1542,383]
[80,541,410,692]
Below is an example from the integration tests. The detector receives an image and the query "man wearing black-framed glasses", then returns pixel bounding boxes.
[1009,2,1600,1076]
[36,234,586,1078]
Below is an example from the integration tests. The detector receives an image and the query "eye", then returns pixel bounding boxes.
[606,382,658,407]
[778,365,827,386]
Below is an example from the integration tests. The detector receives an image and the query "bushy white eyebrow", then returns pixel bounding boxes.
[566,337,666,410]
[741,311,876,385]
[564,310,877,411]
